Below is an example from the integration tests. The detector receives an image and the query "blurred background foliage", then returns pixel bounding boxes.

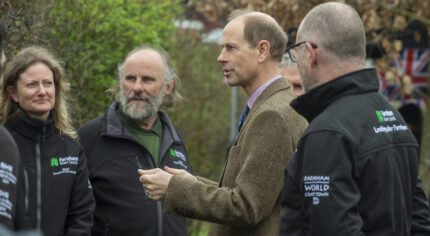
[1,0,430,235]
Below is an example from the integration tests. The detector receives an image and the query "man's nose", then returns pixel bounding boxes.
[217,49,226,64]
[132,79,144,91]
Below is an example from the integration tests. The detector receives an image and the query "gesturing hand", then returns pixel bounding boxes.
[138,168,172,201]
[138,166,196,201]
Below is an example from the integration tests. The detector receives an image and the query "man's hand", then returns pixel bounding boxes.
[138,166,195,201]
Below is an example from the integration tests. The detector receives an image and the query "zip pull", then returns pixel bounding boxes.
[135,156,143,169]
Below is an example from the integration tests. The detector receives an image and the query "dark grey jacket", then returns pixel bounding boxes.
[6,113,94,236]
[281,69,430,236]
[78,103,192,236]
[0,125,19,230]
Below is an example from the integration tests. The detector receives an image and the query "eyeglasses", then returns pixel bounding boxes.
[285,41,318,63]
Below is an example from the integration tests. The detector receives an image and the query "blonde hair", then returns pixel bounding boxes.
[0,46,77,139]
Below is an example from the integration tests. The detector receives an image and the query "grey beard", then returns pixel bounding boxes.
[119,87,165,122]
[122,99,159,121]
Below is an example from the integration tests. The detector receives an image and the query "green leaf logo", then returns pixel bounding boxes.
[50,157,59,167]
[169,149,176,157]
[376,111,384,122]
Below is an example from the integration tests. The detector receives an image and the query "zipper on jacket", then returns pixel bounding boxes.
[104,223,109,236]
[23,168,29,213]
[135,157,149,199]
[35,125,45,231]
[136,155,162,236]
[35,141,42,231]
[156,202,162,236]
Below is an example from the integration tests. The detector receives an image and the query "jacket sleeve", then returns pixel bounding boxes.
[0,126,19,230]
[411,177,430,235]
[196,176,218,186]
[298,131,363,235]
[164,109,300,227]
[63,148,95,236]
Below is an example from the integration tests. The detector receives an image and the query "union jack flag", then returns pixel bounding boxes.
[380,48,429,105]
[397,48,429,86]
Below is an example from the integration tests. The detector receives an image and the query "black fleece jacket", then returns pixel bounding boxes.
[0,125,19,230]
[78,103,192,236]
[6,113,94,236]
[280,69,430,236]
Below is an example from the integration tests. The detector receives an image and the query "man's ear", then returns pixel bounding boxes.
[306,42,317,67]
[164,79,175,96]
[257,40,270,63]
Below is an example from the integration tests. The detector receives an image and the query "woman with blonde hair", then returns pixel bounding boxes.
[0,46,94,236]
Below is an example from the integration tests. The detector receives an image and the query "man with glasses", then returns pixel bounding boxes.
[280,2,430,235]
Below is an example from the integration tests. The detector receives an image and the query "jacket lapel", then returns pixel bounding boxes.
[219,78,290,186]
[242,78,289,131]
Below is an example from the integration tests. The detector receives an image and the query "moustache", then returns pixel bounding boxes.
[126,93,152,102]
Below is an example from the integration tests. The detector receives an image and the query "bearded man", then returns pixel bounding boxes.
[78,45,193,236]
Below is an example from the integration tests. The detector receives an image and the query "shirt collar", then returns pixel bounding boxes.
[247,75,282,109]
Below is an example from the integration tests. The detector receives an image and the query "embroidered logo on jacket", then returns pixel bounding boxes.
[0,162,16,219]
[169,149,188,169]
[169,149,186,161]
[50,157,59,167]
[51,156,79,175]
[373,124,408,134]
[375,110,396,122]
[304,175,330,205]
[373,110,408,134]
[0,162,16,185]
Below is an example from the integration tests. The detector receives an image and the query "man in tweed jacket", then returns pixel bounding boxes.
[139,10,307,236]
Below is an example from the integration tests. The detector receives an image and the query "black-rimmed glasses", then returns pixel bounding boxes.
[285,41,318,63]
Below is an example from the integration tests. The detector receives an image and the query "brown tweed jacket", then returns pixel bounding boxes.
[164,78,307,236]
